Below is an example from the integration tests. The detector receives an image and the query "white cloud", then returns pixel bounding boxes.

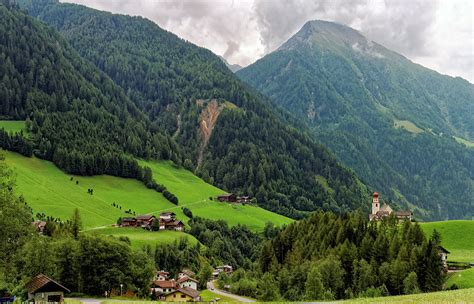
[61,0,473,82]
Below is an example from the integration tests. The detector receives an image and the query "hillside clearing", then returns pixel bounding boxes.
[4,150,291,232]
[0,120,26,133]
[454,136,474,148]
[420,220,474,263]
[87,227,199,249]
[394,119,424,134]
[446,268,474,289]
[139,159,293,231]
[339,287,474,303]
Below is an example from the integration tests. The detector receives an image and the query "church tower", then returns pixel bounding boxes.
[372,192,380,215]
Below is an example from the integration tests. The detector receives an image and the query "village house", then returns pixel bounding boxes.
[217,193,237,202]
[164,287,201,302]
[369,192,413,221]
[213,265,233,278]
[176,276,198,291]
[136,214,156,230]
[32,221,47,234]
[217,194,252,204]
[237,196,251,204]
[155,270,169,281]
[25,274,70,304]
[120,217,137,227]
[159,212,185,231]
[151,280,176,295]
[178,269,196,279]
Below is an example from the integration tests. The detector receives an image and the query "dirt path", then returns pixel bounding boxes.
[207,281,255,303]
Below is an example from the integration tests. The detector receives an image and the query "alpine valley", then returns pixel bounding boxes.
[1,0,473,303]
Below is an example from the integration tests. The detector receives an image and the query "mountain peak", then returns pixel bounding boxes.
[279,19,369,51]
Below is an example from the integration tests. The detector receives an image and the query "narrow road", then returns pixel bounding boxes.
[207,281,255,302]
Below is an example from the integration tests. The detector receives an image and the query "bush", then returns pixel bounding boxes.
[183,207,193,218]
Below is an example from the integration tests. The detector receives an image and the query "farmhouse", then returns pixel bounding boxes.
[151,280,176,294]
[164,287,201,302]
[213,265,233,278]
[237,196,251,203]
[120,217,137,227]
[178,269,196,279]
[136,214,156,229]
[177,275,198,290]
[159,212,185,231]
[217,193,237,202]
[369,192,413,221]
[156,270,169,281]
[25,274,70,304]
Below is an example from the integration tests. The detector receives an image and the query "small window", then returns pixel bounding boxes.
[181,295,186,298]
[173,294,176,298]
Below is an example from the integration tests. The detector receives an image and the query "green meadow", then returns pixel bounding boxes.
[94,288,474,304]
[446,268,474,289]
[87,227,199,249]
[420,220,474,263]
[0,120,26,133]
[140,159,293,231]
[3,150,291,233]
[394,119,424,134]
[454,136,474,148]
[339,287,474,303]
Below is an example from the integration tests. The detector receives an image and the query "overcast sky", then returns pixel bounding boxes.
[62,0,473,82]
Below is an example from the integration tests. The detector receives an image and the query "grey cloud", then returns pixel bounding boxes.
[253,0,439,58]
[62,0,473,82]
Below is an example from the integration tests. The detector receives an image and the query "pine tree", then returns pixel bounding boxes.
[71,208,82,239]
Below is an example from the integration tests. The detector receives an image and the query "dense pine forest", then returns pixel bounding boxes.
[12,0,372,218]
[0,1,180,179]
[237,20,474,220]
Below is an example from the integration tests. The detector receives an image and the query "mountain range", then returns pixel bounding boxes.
[237,20,474,220]
[5,0,370,219]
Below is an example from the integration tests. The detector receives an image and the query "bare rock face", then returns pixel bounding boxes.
[197,99,224,167]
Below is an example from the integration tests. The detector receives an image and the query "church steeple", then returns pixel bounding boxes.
[372,192,380,215]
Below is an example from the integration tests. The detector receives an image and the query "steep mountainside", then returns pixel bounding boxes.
[15,1,371,218]
[238,20,474,220]
[0,2,178,178]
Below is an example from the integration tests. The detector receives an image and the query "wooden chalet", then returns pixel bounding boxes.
[217,193,237,203]
[159,212,176,221]
[237,196,251,203]
[159,212,185,231]
[136,215,156,229]
[25,274,70,304]
[120,217,138,227]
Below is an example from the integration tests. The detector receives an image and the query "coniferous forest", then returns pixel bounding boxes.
[6,0,372,218]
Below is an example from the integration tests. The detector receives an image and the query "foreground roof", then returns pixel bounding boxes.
[25,274,70,294]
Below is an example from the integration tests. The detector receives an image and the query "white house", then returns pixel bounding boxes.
[177,276,199,290]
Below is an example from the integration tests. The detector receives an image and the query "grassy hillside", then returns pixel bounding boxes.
[340,288,474,303]
[4,150,291,232]
[0,120,26,133]
[140,160,293,231]
[96,288,474,303]
[446,268,474,289]
[420,220,474,263]
[87,227,198,249]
